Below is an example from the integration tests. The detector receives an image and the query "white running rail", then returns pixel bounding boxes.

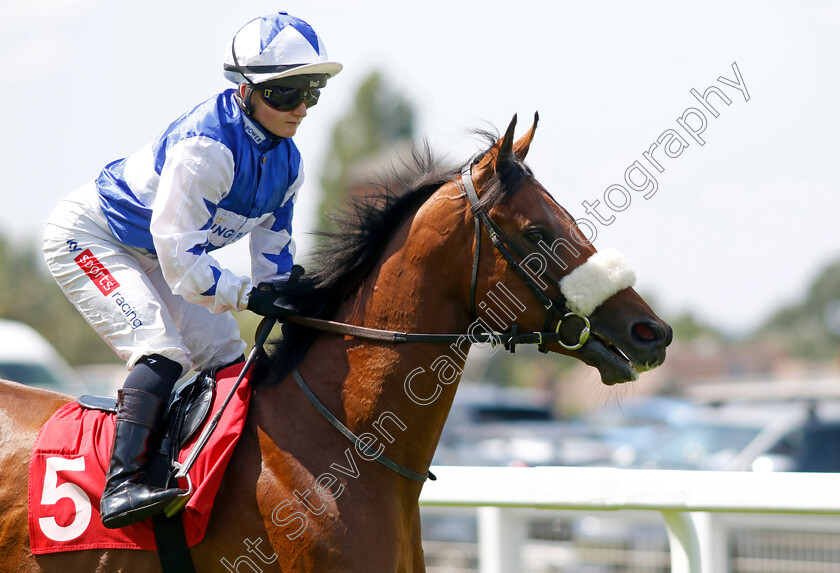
[419,466,840,573]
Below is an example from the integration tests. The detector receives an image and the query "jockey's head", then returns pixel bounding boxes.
[223,12,342,136]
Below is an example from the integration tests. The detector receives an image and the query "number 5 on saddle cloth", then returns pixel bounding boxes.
[28,363,252,563]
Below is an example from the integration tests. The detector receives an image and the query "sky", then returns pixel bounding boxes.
[2,1,839,336]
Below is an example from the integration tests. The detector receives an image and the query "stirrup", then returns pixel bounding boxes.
[163,462,194,518]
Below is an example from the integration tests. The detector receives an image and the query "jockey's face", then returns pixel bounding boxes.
[242,84,308,139]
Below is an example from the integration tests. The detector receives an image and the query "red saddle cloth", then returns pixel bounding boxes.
[28,363,251,554]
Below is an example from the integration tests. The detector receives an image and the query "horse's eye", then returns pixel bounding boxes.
[524,229,547,244]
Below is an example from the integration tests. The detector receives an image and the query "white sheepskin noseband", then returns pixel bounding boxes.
[559,249,636,316]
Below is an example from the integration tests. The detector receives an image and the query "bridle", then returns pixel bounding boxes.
[460,162,591,352]
[287,162,598,483]
[285,164,592,353]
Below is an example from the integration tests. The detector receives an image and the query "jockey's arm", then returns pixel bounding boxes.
[150,136,252,314]
[248,168,301,287]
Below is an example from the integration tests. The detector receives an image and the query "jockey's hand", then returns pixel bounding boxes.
[246,281,300,319]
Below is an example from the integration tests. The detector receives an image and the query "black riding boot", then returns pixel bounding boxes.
[100,387,182,529]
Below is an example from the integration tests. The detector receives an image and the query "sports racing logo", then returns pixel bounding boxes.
[74,249,120,295]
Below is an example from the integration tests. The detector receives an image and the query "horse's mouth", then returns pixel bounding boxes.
[580,332,640,386]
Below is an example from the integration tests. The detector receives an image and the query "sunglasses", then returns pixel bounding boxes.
[259,84,320,111]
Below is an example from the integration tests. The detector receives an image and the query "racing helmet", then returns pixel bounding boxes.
[223,12,343,86]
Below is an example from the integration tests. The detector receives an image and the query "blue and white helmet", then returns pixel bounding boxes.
[223,12,343,85]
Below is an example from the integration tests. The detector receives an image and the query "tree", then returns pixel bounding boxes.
[753,257,840,361]
[669,310,725,343]
[317,70,416,231]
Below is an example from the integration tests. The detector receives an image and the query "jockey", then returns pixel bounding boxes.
[42,12,341,529]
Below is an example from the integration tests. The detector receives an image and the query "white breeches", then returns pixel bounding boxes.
[42,183,246,374]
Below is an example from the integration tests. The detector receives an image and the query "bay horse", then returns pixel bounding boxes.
[0,114,671,571]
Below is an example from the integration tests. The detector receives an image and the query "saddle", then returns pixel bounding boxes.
[77,371,216,491]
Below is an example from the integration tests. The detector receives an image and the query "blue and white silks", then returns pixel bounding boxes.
[95,88,302,313]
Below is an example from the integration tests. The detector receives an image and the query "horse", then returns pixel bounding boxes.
[0,114,671,572]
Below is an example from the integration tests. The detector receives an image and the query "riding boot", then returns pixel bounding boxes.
[100,387,182,529]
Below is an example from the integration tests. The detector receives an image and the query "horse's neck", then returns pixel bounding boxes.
[285,184,475,480]
[339,189,474,472]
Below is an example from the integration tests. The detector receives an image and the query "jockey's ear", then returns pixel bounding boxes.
[237,83,256,115]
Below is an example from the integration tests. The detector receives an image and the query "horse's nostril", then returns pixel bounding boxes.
[633,323,656,341]
[632,321,666,344]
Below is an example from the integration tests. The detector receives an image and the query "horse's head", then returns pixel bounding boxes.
[464,113,672,385]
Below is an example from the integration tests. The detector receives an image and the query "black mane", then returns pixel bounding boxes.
[253,131,531,386]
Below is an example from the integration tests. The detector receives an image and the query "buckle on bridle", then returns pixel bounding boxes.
[555,312,591,350]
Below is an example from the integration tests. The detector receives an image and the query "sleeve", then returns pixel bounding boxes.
[249,161,304,285]
[149,136,252,313]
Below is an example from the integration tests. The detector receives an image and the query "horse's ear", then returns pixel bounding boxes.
[499,114,517,157]
[470,114,518,188]
[513,111,539,160]
[496,114,518,173]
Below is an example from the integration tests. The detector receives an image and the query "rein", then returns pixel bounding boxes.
[286,314,569,349]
